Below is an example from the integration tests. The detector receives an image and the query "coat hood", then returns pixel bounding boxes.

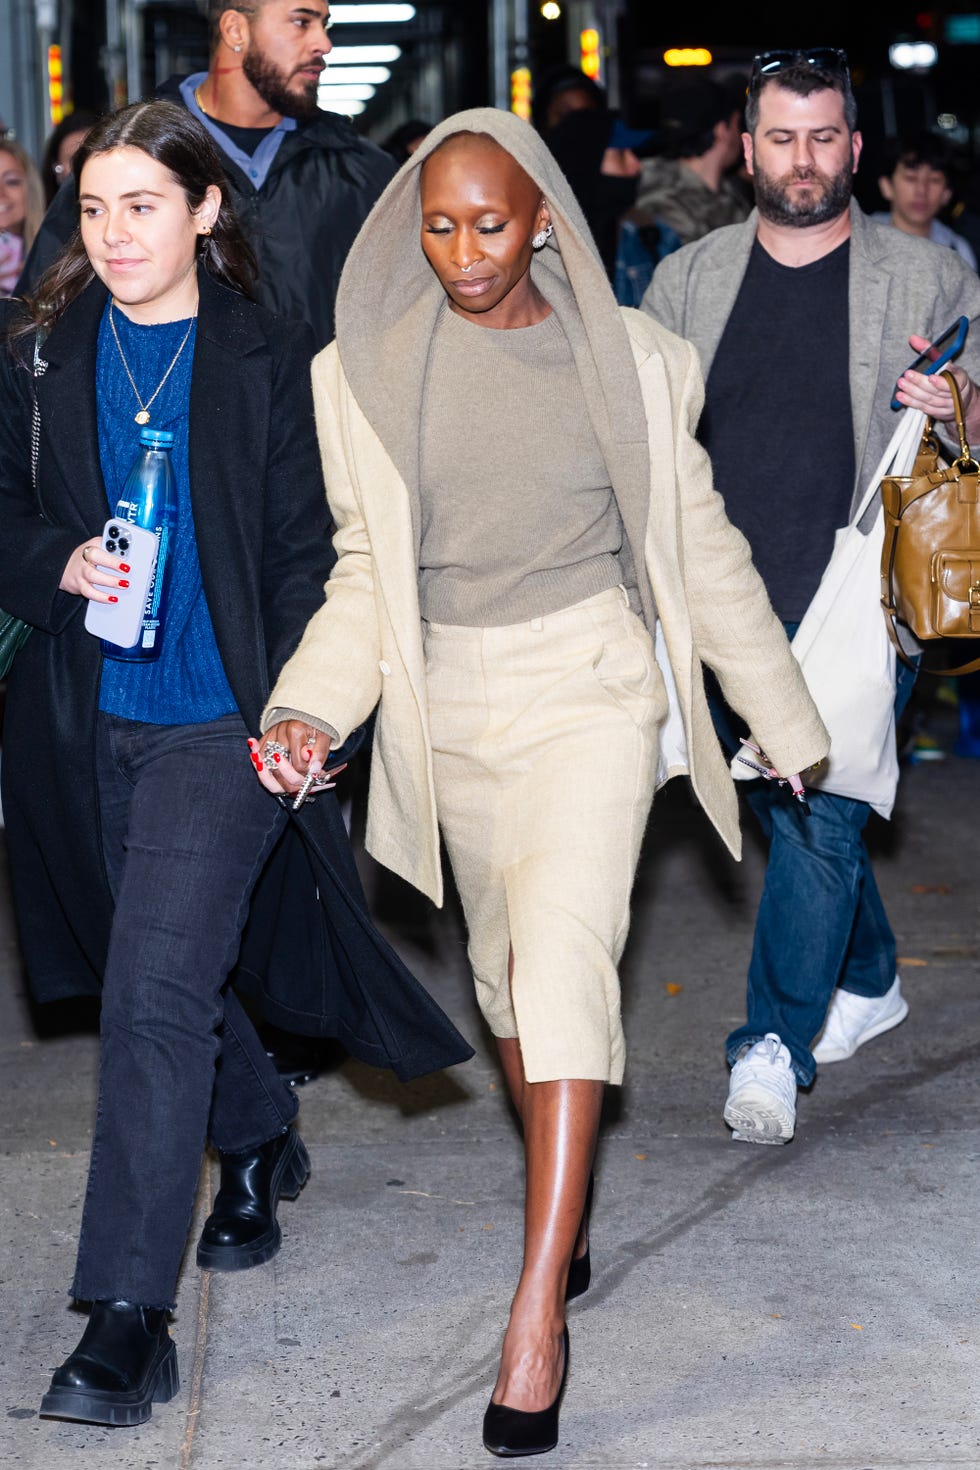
[332,107,654,619]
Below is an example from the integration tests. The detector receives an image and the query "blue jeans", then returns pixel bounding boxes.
[71,712,297,1307]
[708,626,917,1086]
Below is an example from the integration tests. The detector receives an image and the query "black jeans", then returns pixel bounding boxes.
[71,712,297,1308]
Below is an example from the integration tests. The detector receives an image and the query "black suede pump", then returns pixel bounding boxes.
[482,1326,569,1458]
[565,1171,594,1302]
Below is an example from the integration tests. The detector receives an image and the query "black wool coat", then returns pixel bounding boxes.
[0,270,472,1081]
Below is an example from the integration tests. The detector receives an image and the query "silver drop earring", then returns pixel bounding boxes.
[531,223,554,250]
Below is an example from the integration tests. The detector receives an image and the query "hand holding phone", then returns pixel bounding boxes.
[84,519,159,650]
[891,316,969,409]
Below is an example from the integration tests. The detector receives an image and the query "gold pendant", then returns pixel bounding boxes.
[135,409,150,425]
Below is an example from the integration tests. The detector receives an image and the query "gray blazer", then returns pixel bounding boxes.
[643,201,980,526]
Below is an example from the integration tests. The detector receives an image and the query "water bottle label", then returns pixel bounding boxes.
[146,522,170,619]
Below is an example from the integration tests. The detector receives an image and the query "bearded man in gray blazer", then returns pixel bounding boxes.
[644,46,980,1144]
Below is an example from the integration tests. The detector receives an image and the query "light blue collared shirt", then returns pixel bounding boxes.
[180,72,297,190]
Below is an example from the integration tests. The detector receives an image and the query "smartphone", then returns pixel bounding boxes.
[891,315,969,409]
[84,520,159,651]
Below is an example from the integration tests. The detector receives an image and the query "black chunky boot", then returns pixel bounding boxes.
[39,1299,178,1427]
[196,1124,310,1271]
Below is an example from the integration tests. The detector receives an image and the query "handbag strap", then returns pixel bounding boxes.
[936,369,980,471]
[852,405,927,528]
[30,327,48,492]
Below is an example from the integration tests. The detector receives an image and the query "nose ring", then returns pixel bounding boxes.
[461,263,474,273]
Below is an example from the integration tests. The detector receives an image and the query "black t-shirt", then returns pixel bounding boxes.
[211,119,276,156]
[700,237,854,621]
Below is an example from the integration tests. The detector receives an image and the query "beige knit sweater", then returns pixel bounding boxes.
[418,303,628,625]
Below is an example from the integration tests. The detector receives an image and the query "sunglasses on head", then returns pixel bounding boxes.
[749,47,849,90]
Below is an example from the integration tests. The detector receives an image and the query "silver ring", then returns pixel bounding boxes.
[263,739,289,761]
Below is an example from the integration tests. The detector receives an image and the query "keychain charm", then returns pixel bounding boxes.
[736,739,811,815]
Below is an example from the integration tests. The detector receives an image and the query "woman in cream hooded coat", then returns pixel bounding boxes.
[256,108,828,1456]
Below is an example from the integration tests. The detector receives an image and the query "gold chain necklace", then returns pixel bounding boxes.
[194,84,211,117]
[109,301,196,426]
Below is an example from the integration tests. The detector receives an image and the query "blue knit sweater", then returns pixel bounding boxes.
[96,304,237,724]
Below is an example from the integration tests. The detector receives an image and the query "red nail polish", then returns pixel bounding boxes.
[119,580,129,588]
[303,748,313,760]
[119,563,130,573]
[108,595,118,603]
[250,753,259,763]
[256,760,264,771]
[273,753,281,763]
[247,738,256,748]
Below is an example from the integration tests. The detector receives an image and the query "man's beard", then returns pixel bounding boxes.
[242,48,321,122]
[752,157,853,228]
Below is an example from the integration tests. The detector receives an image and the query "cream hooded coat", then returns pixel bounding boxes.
[264,108,829,907]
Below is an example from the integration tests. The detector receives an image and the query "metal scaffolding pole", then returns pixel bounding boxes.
[102,0,127,109]
[566,0,625,107]
[0,0,43,152]
[490,0,509,111]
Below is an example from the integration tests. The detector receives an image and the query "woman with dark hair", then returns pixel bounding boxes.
[254,108,828,1457]
[0,98,470,1428]
[39,109,100,205]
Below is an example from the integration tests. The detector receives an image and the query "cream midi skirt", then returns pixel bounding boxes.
[423,586,666,1084]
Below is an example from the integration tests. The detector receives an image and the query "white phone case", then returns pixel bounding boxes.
[84,520,159,651]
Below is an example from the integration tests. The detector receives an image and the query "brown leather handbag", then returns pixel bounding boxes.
[880,369,980,674]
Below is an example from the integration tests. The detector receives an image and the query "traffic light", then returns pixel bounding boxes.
[511,66,532,121]
[580,27,601,81]
[47,44,64,126]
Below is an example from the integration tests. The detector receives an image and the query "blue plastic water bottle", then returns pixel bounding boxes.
[100,427,177,661]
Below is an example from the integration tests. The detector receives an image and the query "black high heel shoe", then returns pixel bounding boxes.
[39,1299,178,1427]
[482,1325,569,1458]
[196,1124,310,1271]
[565,1171,594,1302]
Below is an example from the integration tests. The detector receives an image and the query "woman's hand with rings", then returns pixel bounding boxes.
[60,538,130,600]
[247,719,343,803]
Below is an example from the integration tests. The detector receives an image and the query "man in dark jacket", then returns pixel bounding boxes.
[17,0,396,348]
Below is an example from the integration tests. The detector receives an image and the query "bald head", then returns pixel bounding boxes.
[421,131,543,220]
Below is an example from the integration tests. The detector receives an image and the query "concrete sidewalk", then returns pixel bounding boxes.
[1,706,978,1470]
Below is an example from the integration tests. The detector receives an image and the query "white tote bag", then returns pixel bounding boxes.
[732,408,926,820]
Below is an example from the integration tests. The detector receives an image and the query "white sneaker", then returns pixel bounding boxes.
[723,1033,796,1145]
[811,975,909,1064]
